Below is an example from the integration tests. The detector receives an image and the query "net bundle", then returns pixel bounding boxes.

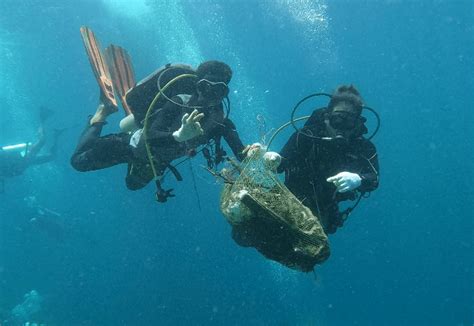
[220,150,330,272]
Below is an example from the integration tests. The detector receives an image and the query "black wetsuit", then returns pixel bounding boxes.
[71,95,245,190]
[278,108,380,234]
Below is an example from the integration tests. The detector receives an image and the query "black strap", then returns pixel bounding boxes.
[214,137,226,166]
[167,163,183,181]
[339,192,364,221]
[201,138,226,170]
[202,147,214,169]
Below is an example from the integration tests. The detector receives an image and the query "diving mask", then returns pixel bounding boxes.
[196,78,229,101]
[329,111,358,130]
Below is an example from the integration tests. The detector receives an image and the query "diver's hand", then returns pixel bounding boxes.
[243,142,265,158]
[327,172,362,193]
[243,143,281,169]
[263,151,282,170]
[172,109,205,142]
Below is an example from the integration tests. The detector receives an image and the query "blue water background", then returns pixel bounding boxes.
[0,0,472,325]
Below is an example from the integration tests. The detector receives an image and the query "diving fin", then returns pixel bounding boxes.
[104,45,136,115]
[79,26,118,108]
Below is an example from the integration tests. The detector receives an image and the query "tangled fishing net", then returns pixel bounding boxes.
[219,147,330,272]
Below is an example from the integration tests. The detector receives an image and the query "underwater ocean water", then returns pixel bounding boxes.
[0,0,472,325]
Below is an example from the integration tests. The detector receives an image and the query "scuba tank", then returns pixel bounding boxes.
[1,143,32,158]
[123,63,197,128]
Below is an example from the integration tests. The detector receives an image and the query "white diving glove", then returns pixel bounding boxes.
[172,109,205,142]
[245,142,266,158]
[327,171,362,193]
[244,142,282,170]
[263,151,282,171]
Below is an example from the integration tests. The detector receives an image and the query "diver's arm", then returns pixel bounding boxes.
[222,118,245,161]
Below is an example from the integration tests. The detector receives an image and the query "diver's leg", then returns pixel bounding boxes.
[124,158,166,191]
[70,120,132,172]
[25,125,46,160]
[71,99,132,171]
[23,107,62,167]
[27,106,54,159]
[28,130,63,166]
[125,163,154,190]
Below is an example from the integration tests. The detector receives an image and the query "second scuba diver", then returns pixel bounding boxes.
[262,85,380,234]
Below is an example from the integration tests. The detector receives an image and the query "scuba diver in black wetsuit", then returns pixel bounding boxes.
[0,107,62,192]
[264,85,380,234]
[71,60,246,202]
